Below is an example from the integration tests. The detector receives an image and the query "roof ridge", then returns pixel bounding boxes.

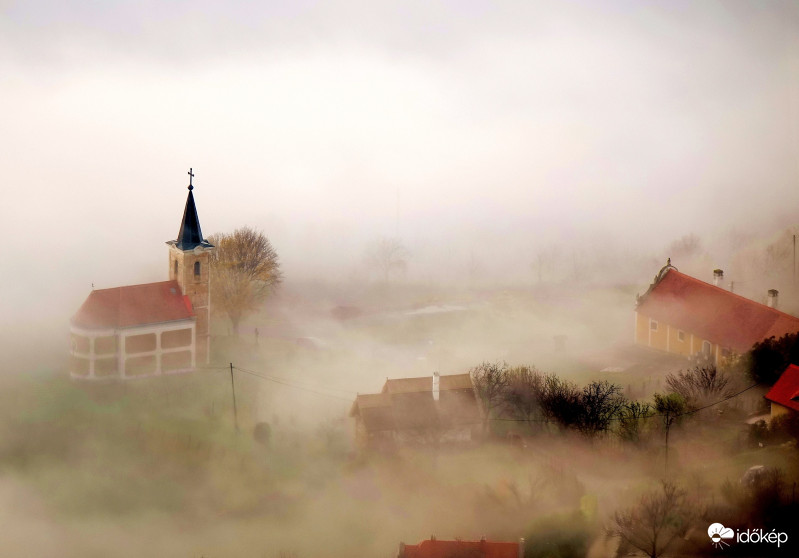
[669,269,797,319]
[386,372,471,381]
[89,280,179,293]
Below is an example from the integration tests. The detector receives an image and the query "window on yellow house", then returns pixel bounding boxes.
[650,319,658,331]
[678,330,685,342]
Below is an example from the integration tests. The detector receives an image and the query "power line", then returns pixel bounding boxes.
[232,365,355,402]
[236,366,358,395]
[207,362,760,423]
[235,366,357,395]
[677,383,758,417]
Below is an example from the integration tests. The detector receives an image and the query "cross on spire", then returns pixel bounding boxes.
[188,168,195,190]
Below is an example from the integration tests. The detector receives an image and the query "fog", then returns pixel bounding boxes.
[2,1,799,556]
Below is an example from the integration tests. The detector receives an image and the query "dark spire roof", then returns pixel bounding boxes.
[171,170,213,251]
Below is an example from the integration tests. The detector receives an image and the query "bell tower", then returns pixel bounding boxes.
[166,168,214,364]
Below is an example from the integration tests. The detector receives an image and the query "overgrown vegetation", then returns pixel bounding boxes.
[744,332,799,385]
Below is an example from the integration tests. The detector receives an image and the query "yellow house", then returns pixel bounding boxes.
[634,261,799,366]
[765,364,799,419]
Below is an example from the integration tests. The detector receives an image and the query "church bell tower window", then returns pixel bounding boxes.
[194,261,201,279]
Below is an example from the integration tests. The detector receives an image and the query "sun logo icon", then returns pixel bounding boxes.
[708,523,735,549]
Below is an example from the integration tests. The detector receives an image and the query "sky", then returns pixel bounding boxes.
[2,0,799,331]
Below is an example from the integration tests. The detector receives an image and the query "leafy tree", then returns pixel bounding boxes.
[208,226,282,335]
[610,482,691,558]
[524,512,591,558]
[653,393,688,429]
[364,236,409,283]
[470,361,509,433]
[653,393,688,473]
[746,332,799,385]
[665,365,731,410]
[577,380,626,436]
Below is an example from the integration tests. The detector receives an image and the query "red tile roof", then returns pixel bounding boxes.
[636,269,799,353]
[765,364,799,413]
[71,280,194,330]
[400,539,520,558]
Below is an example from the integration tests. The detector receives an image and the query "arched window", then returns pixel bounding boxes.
[174,260,178,277]
[702,340,712,357]
[194,261,201,279]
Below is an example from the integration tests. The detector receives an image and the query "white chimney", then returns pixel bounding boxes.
[432,371,440,401]
[518,538,525,558]
[768,289,779,309]
[713,269,723,286]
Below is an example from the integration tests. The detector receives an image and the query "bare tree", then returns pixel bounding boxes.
[470,361,509,433]
[577,380,626,436]
[610,482,691,558]
[763,226,799,280]
[208,226,282,335]
[665,365,731,411]
[531,245,560,284]
[364,236,409,283]
[666,234,702,260]
[504,365,545,425]
[617,401,654,443]
[539,374,581,429]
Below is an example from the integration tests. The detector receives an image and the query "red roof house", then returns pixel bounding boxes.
[765,364,799,418]
[635,261,799,364]
[398,538,522,558]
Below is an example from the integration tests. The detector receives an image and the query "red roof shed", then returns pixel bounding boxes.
[765,364,799,413]
[399,538,521,558]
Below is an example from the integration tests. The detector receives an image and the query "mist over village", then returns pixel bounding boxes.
[3,1,799,557]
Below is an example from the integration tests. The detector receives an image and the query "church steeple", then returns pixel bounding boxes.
[166,168,214,364]
[174,168,212,250]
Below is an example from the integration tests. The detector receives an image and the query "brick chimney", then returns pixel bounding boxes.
[768,289,779,309]
[433,371,440,401]
[713,269,723,287]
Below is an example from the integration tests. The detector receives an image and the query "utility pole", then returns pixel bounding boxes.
[664,418,671,477]
[230,362,239,432]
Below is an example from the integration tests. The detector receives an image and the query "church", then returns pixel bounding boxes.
[69,170,214,379]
